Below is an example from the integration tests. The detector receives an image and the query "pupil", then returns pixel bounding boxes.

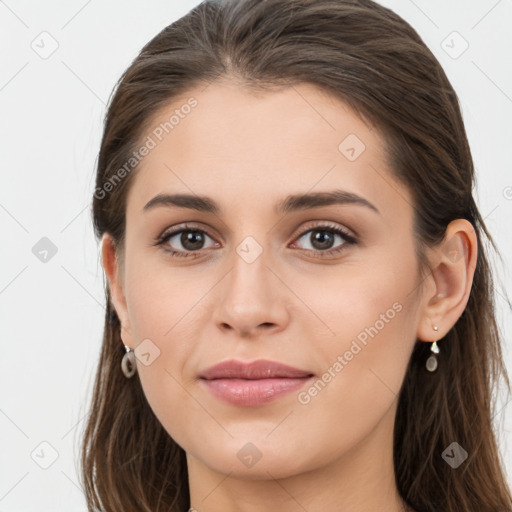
[312,230,334,250]
[182,231,204,250]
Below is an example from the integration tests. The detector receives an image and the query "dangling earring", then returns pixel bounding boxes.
[121,345,137,378]
[426,325,440,372]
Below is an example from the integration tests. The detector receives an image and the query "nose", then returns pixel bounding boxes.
[212,244,290,338]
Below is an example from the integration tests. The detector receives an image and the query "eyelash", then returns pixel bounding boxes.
[154,222,357,259]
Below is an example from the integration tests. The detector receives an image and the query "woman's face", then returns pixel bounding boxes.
[106,80,430,480]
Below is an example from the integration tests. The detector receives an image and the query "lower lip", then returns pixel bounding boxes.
[201,377,313,407]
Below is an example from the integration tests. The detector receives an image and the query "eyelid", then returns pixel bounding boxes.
[289,219,356,242]
[155,222,219,248]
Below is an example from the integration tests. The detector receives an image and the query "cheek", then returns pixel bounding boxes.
[288,249,416,346]
[125,275,201,443]
[289,270,417,470]
[122,256,215,439]
[290,248,418,401]
[124,250,204,340]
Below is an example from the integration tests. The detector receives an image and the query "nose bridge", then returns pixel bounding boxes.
[227,234,272,306]
[213,231,288,335]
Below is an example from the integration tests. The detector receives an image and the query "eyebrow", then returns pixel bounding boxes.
[143,189,380,215]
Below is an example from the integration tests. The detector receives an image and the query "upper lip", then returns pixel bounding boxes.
[199,359,314,380]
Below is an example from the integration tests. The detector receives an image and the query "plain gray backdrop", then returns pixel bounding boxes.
[1,0,511,510]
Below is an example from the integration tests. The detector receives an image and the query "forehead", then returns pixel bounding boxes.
[125,80,412,222]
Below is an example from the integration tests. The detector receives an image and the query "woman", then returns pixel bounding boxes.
[81,0,512,511]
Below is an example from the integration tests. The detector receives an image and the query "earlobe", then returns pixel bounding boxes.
[101,233,133,347]
[416,219,478,343]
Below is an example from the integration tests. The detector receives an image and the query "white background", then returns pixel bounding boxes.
[0,1,511,510]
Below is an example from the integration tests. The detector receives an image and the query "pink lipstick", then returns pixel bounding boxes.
[199,359,314,407]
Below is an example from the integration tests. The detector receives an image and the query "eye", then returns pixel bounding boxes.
[290,222,357,257]
[155,223,219,258]
[154,221,357,259]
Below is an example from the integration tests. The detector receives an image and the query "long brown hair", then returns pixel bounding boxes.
[81,1,512,510]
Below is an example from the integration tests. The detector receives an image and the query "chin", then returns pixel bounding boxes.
[186,437,316,480]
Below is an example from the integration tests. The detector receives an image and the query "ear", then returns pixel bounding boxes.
[101,233,134,349]
[416,219,478,343]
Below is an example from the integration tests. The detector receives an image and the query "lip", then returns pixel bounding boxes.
[199,359,314,407]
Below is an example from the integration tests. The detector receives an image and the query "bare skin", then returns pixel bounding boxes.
[102,79,477,512]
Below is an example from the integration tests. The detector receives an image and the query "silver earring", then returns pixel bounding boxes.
[426,325,440,372]
[121,345,137,378]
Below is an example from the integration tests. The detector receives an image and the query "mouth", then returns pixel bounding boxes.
[199,359,315,407]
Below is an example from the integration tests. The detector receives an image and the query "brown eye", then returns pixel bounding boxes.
[177,230,207,251]
[291,223,357,257]
[156,224,219,258]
